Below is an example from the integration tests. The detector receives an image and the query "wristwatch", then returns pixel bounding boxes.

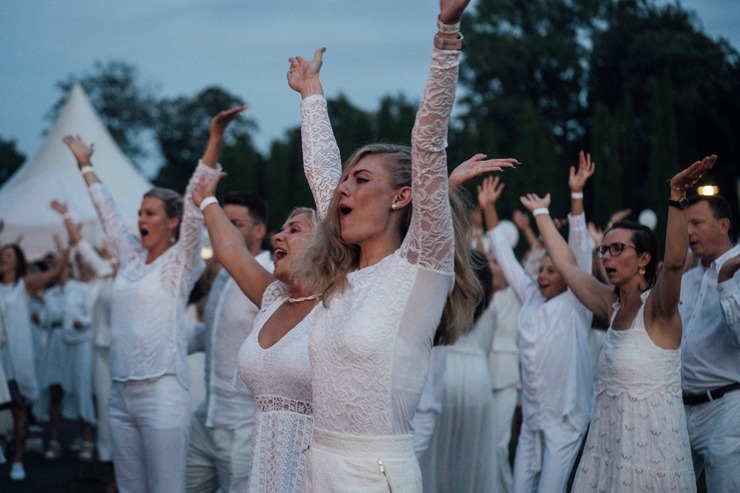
[668,198,688,210]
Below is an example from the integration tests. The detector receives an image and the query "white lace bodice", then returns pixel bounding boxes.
[237,281,314,493]
[88,161,216,384]
[302,47,458,437]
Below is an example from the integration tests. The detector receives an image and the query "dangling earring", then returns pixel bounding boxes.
[391,203,398,210]
[638,266,646,276]
[170,236,176,244]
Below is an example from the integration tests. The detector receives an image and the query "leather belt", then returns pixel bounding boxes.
[683,382,740,406]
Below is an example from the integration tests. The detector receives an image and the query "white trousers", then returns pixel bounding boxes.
[110,375,190,493]
[93,347,112,461]
[491,386,518,493]
[512,418,584,493]
[306,428,421,493]
[186,409,254,493]
[685,389,740,493]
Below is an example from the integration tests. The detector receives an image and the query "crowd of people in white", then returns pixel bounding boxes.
[1,1,739,492]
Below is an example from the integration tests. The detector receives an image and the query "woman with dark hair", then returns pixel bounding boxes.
[522,155,716,492]
[63,133,219,493]
[0,242,67,480]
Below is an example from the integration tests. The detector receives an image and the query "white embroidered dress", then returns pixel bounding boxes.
[0,279,39,400]
[300,45,457,492]
[572,291,695,492]
[88,161,214,387]
[237,281,316,493]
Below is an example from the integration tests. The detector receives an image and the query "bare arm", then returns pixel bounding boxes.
[202,106,247,168]
[192,173,274,307]
[24,249,70,294]
[522,193,615,325]
[646,155,717,342]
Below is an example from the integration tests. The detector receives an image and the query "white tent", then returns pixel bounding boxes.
[0,83,153,259]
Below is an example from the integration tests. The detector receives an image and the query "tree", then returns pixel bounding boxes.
[153,87,256,192]
[0,136,26,187]
[49,61,158,167]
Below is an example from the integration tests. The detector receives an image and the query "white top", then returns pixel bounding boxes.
[301,45,457,436]
[488,286,522,390]
[196,251,273,429]
[0,279,39,399]
[680,244,740,394]
[237,281,316,493]
[487,213,594,431]
[88,160,216,386]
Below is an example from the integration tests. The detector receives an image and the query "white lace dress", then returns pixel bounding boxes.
[300,45,458,492]
[237,281,315,493]
[572,291,696,492]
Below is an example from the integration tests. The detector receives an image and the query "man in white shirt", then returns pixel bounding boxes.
[185,190,273,493]
[680,194,740,493]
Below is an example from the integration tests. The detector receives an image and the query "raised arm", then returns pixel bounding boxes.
[646,155,716,337]
[448,153,517,191]
[521,193,615,325]
[192,173,274,307]
[50,200,81,246]
[567,151,595,272]
[288,47,341,218]
[63,135,139,261]
[405,0,471,270]
[202,106,248,168]
[24,249,69,294]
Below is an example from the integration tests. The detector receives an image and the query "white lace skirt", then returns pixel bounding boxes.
[305,428,421,493]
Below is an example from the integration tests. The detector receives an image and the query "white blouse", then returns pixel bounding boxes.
[88,161,217,387]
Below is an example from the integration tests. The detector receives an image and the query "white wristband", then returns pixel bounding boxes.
[199,196,218,212]
[80,165,95,175]
[62,213,71,220]
[532,208,550,217]
[570,192,584,199]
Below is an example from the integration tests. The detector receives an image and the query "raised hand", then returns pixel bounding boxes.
[287,47,326,98]
[587,222,605,246]
[718,254,740,283]
[670,155,717,194]
[569,150,595,192]
[62,135,94,168]
[477,175,505,208]
[209,105,248,140]
[448,153,517,190]
[439,0,472,25]
[192,172,225,208]
[50,200,69,216]
[520,192,551,213]
[608,208,631,226]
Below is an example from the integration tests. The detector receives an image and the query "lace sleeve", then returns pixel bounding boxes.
[88,183,142,264]
[403,47,459,272]
[168,160,218,296]
[301,95,342,218]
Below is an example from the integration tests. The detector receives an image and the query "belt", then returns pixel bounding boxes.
[683,382,740,406]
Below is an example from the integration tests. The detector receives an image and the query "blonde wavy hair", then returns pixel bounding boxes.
[293,143,481,346]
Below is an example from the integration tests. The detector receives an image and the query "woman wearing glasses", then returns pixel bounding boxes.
[520,155,716,492]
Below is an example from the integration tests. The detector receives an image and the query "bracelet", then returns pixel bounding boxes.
[532,208,550,217]
[80,165,95,175]
[437,18,461,34]
[434,32,464,51]
[62,213,71,220]
[199,196,219,212]
[570,192,583,199]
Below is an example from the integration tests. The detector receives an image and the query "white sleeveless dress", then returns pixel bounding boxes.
[572,291,695,492]
[237,281,315,493]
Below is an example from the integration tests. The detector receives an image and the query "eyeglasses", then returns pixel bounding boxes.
[597,242,637,257]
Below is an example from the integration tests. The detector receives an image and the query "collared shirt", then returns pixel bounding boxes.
[680,244,740,394]
[197,251,273,429]
[487,213,594,431]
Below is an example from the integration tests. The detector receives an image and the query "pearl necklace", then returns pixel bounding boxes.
[287,293,322,303]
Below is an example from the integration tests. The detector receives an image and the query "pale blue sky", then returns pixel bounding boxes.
[1,0,737,177]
